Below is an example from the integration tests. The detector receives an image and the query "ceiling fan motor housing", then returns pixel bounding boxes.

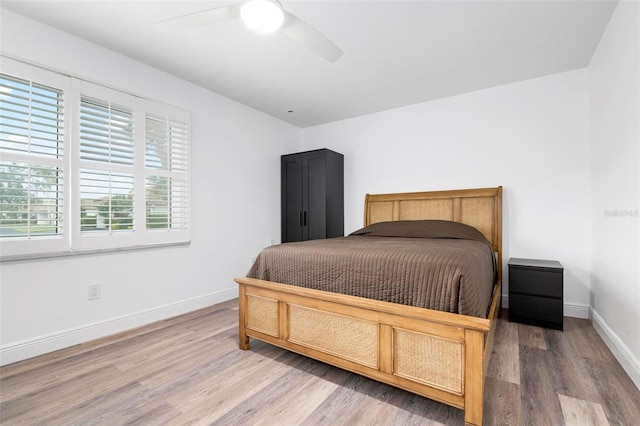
[241,0,284,33]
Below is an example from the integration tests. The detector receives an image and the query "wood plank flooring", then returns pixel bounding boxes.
[2,300,639,425]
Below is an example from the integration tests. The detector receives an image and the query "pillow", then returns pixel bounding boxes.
[349,220,491,246]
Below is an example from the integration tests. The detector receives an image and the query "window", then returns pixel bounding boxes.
[145,110,189,238]
[80,95,135,233]
[0,58,190,259]
[0,60,71,257]
[74,81,140,251]
[140,104,191,245]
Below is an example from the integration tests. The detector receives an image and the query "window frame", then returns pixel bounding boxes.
[143,101,191,246]
[72,80,143,252]
[0,58,72,258]
[0,57,191,260]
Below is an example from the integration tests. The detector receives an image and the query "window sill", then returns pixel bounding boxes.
[0,240,191,263]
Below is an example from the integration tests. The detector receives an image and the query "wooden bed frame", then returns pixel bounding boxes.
[235,186,502,426]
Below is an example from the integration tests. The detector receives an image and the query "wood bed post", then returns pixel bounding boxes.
[238,283,250,350]
[464,329,485,426]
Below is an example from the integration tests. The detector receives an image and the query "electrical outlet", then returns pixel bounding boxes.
[270,238,276,246]
[88,284,101,300]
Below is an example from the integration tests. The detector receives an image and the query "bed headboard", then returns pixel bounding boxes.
[364,186,503,281]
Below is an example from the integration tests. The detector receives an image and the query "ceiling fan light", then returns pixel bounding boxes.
[241,0,284,33]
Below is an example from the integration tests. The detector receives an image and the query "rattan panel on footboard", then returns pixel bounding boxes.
[288,304,379,368]
[394,327,464,394]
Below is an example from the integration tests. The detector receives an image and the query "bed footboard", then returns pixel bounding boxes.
[235,277,500,426]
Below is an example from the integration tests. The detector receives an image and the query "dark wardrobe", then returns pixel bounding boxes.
[281,149,344,243]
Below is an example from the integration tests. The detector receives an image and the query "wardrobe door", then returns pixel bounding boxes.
[281,154,303,242]
[305,152,327,241]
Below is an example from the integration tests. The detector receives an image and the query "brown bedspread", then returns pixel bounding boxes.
[247,220,496,318]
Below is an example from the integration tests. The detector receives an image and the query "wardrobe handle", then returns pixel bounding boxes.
[299,211,304,226]
[303,211,307,226]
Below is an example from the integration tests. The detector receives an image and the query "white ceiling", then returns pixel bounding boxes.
[1,0,618,128]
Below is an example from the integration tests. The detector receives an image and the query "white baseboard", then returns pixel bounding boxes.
[501,294,590,319]
[0,287,238,366]
[591,309,640,390]
[563,302,590,319]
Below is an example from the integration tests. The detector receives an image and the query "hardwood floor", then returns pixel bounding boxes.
[2,300,639,425]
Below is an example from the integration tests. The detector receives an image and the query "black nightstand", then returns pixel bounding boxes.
[508,258,563,330]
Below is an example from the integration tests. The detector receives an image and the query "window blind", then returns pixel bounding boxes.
[0,73,64,239]
[79,96,135,234]
[145,114,189,231]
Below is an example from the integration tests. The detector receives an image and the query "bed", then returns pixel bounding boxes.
[235,186,502,426]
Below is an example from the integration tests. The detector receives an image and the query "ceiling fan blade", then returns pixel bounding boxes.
[281,10,343,62]
[155,4,241,31]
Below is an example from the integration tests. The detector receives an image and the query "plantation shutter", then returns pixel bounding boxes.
[145,112,189,235]
[79,95,135,234]
[0,73,65,239]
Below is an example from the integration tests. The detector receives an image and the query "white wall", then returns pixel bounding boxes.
[0,9,301,365]
[302,69,592,317]
[589,0,640,388]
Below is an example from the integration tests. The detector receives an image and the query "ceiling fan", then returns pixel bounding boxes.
[156,0,343,62]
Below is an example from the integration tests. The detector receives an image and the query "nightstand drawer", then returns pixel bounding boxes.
[509,267,562,298]
[509,293,563,329]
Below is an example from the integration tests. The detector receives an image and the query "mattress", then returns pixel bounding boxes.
[247,220,497,318]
